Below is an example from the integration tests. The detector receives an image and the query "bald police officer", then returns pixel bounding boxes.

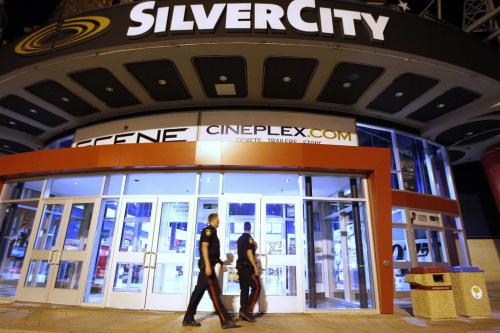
[183,213,239,329]
[236,222,262,322]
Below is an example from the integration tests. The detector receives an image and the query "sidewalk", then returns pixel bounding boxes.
[0,283,499,333]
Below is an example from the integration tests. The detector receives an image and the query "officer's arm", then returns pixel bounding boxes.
[247,249,259,274]
[201,242,211,272]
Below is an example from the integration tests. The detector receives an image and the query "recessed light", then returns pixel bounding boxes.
[348,73,359,81]
[395,92,404,98]
[105,87,114,92]
[342,82,352,88]
[73,182,79,185]
[29,108,38,114]
[3,145,10,149]
[8,121,16,125]
[206,177,211,183]
[219,75,228,82]
[436,103,445,109]
[61,97,70,102]
[284,178,290,183]
[133,179,140,182]
[282,76,292,83]
[466,131,474,136]
[157,79,167,86]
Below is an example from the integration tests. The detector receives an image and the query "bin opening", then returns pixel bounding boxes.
[433,274,444,283]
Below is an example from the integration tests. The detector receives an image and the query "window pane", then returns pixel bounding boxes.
[63,203,94,250]
[119,202,153,252]
[396,134,431,194]
[357,126,396,170]
[199,173,220,195]
[394,268,410,292]
[264,266,296,296]
[104,175,123,196]
[34,204,64,251]
[45,176,103,197]
[0,202,38,296]
[223,173,299,196]
[124,173,196,195]
[414,229,431,263]
[430,230,447,263]
[157,202,189,253]
[153,264,184,294]
[84,199,118,304]
[2,180,43,200]
[264,203,296,255]
[304,175,364,198]
[113,263,144,292]
[54,261,83,289]
[392,228,409,262]
[24,260,50,288]
[392,208,406,224]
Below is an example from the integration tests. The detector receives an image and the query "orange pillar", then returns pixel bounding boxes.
[480,144,500,212]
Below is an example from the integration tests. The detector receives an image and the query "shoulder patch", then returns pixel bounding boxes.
[205,229,212,236]
[249,238,254,244]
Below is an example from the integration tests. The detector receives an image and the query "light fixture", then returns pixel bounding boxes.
[105,87,114,92]
[73,182,79,185]
[348,73,359,81]
[395,92,404,98]
[158,79,167,86]
[436,103,445,109]
[282,76,292,83]
[342,82,352,88]
[61,97,70,103]
[3,145,9,149]
[206,177,211,183]
[466,131,474,136]
[29,108,38,114]
[133,179,140,182]
[219,75,228,82]
[8,121,16,125]
[284,178,290,183]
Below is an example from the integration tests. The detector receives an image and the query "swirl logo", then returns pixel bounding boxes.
[15,16,110,56]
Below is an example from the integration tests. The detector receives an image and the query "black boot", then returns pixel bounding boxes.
[221,321,241,329]
[239,311,256,322]
[182,318,201,327]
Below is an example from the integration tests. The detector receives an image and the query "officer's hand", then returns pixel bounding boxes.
[204,266,212,277]
[222,265,228,272]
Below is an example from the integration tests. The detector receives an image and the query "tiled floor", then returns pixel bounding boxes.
[0,283,499,333]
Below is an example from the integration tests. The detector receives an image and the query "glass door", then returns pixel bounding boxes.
[16,199,98,305]
[106,198,157,309]
[145,198,196,311]
[260,198,302,313]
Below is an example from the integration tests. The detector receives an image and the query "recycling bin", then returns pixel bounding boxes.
[406,267,457,319]
[449,266,491,317]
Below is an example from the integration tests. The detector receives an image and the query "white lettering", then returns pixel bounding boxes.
[333,9,361,38]
[287,0,318,33]
[127,1,156,37]
[254,3,286,31]
[361,13,389,42]
[154,7,169,33]
[226,3,252,30]
[319,7,333,35]
[191,4,226,31]
[170,5,194,31]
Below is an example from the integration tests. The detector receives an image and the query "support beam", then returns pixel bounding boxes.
[465,5,500,32]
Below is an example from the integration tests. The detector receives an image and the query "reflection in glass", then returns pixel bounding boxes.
[54,261,83,289]
[84,199,118,304]
[119,202,153,252]
[104,175,124,196]
[0,202,37,296]
[2,180,44,200]
[357,125,397,171]
[394,269,410,292]
[223,173,299,196]
[224,265,240,295]
[153,264,184,294]
[392,208,406,224]
[225,203,256,256]
[414,229,431,263]
[264,266,296,296]
[113,263,144,292]
[24,260,50,288]
[199,173,220,195]
[396,134,431,194]
[392,228,409,262]
[34,204,64,251]
[124,173,196,195]
[304,176,364,198]
[63,203,94,250]
[264,204,296,255]
[430,230,447,263]
[44,176,103,197]
[157,202,189,253]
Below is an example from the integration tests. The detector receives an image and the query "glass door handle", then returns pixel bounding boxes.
[150,252,157,269]
[143,251,151,268]
[48,249,56,265]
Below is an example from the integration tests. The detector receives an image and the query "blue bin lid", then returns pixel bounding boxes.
[450,266,484,272]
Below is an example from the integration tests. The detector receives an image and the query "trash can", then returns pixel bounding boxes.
[406,267,457,319]
[449,266,491,317]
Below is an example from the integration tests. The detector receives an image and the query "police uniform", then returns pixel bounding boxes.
[236,233,262,314]
[184,225,231,324]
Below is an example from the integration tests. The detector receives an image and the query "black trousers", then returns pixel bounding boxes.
[184,268,230,323]
[237,265,262,313]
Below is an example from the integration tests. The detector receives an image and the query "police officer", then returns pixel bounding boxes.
[236,222,261,322]
[183,213,239,329]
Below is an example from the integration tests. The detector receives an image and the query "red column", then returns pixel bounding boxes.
[480,144,500,212]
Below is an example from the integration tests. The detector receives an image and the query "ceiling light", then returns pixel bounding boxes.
[282,76,292,83]
[133,179,140,182]
[61,97,70,103]
[73,182,79,185]
[348,73,359,81]
[436,103,445,109]
[342,82,352,88]
[284,178,290,183]
[466,131,474,136]
[206,177,211,183]
[395,92,404,98]
[105,87,114,92]
[219,75,228,82]
[8,121,16,125]
[158,79,167,86]
[29,108,38,114]
[3,145,10,149]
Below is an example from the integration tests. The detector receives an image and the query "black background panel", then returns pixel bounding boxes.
[126,60,191,101]
[447,150,466,163]
[0,113,44,136]
[0,95,67,127]
[454,129,500,146]
[193,56,247,98]
[368,73,439,113]
[26,80,100,117]
[436,120,500,146]
[408,87,481,122]
[69,68,140,108]
[262,57,317,99]
[0,138,34,154]
[318,62,384,105]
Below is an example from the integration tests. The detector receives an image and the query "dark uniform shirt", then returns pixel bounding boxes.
[237,233,256,266]
[199,225,221,267]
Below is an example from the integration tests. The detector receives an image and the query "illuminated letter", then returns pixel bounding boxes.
[226,3,252,30]
[360,13,389,42]
[154,7,169,33]
[287,0,318,33]
[319,7,333,35]
[254,3,286,31]
[333,9,361,38]
[170,5,195,31]
[127,1,156,37]
[191,4,226,31]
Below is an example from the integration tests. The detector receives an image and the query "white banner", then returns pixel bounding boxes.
[72,124,357,147]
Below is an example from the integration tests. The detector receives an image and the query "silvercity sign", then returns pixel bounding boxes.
[127,0,390,41]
